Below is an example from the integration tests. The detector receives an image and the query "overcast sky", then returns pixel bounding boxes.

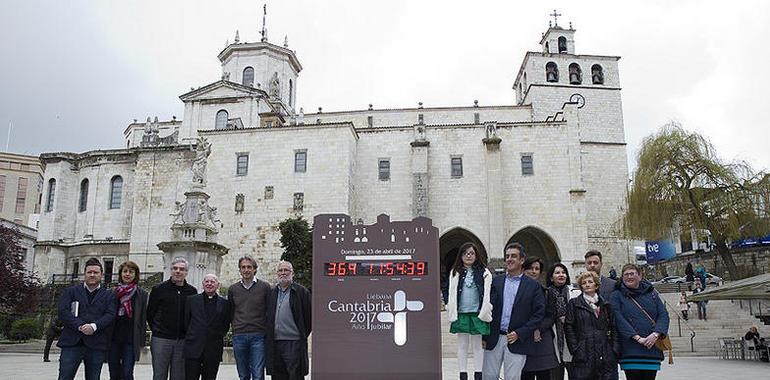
[1,0,768,173]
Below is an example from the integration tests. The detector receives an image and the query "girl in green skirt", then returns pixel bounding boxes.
[446,242,493,380]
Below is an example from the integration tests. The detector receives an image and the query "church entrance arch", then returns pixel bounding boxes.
[506,226,561,276]
[439,228,487,305]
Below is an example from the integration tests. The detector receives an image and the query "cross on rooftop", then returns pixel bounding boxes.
[550,9,562,27]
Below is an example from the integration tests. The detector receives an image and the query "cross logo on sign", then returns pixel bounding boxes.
[376,290,424,346]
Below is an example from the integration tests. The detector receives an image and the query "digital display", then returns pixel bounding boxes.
[325,261,428,277]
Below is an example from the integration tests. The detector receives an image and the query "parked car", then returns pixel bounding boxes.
[652,276,686,285]
[703,272,722,286]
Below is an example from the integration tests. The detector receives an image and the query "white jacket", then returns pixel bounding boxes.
[447,267,493,323]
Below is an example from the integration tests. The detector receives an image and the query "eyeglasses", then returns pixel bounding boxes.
[622,272,639,277]
[462,251,476,257]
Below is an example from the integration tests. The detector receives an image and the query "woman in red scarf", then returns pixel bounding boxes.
[108,261,148,380]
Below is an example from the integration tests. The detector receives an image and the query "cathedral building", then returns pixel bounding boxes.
[34,19,630,286]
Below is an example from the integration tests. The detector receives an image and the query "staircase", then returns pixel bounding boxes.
[658,292,770,356]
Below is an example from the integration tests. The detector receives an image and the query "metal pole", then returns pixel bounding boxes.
[677,315,682,337]
[5,121,11,151]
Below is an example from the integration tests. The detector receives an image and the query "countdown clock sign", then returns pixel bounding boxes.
[312,214,441,380]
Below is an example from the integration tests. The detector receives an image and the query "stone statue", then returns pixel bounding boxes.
[170,200,186,224]
[269,72,280,99]
[191,137,212,186]
[485,123,497,139]
[415,124,426,142]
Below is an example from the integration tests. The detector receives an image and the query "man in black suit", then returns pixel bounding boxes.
[56,257,118,380]
[183,273,232,380]
[266,261,312,380]
[482,243,545,380]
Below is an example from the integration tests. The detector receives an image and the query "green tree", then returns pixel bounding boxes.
[624,123,770,280]
[279,216,313,289]
[0,223,41,315]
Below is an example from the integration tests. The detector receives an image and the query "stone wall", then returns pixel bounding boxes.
[642,247,770,280]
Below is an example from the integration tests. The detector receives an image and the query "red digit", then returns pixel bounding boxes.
[339,263,346,276]
[406,261,415,275]
[349,262,357,276]
[416,262,425,276]
[327,262,336,276]
[396,262,405,275]
[368,263,374,275]
[385,263,394,276]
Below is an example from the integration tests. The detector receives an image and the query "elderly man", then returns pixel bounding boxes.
[56,258,118,380]
[147,257,198,380]
[266,261,312,380]
[229,256,272,380]
[183,274,232,380]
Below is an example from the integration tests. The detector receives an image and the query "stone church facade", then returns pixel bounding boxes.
[34,21,630,286]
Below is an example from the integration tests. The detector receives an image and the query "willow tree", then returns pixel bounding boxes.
[624,123,770,280]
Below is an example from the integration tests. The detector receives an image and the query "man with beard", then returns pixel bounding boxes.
[266,261,312,380]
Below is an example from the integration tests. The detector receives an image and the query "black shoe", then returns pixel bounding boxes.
[43,358,50,362]
[474,372,482,380]
[460,372,468,380]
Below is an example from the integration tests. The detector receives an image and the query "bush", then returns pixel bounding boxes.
[10,317,41,341]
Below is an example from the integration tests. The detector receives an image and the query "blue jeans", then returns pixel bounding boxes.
[58,345,107,380]
[232,333,266,380]
[108,341,136,380]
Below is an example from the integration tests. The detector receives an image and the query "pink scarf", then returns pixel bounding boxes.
[116,283,137,318]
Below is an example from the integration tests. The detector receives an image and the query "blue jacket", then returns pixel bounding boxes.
[483,273,545,354]
[57,284,118,351]
[609,281,669,361]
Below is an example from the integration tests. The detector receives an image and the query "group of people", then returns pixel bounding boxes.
[677,281,709,321]
[54,256,310,380]
[446,244,670,380]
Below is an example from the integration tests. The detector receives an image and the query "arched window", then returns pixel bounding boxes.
[242,67,254,86]
[215,110,228,130]
[545,62,558,82]
[558,36,567,53]
[78,179,89,212]
[569,63,582,84]
[45,178,56,212]
[591,64,604,85]
[109,176,123,209]
[289,79,293,107]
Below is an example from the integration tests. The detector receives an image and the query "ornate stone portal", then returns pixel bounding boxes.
[157,137,227,290]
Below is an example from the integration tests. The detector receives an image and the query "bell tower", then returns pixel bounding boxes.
[217,6,302,113]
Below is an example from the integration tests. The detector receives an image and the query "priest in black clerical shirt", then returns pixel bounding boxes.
[183,274,232,380]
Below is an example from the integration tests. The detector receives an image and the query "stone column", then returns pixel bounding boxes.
[411,124,430,218]
[483,123,504,260]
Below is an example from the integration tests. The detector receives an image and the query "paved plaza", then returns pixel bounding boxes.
[0,352,768,379]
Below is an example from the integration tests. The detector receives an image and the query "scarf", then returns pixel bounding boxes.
[116,282,137,318]
[583,293,600,317]
[547,284,569,358]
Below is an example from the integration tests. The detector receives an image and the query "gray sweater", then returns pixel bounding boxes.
[228,278,271,335]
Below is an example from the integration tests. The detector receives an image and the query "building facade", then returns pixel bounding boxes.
[0,152,44,227]
[34,22,631,286]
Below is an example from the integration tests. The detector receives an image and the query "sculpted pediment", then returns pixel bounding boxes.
[179,80,266,102]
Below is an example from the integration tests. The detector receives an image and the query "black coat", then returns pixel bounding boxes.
[109,287,148,360]
[564,295,619,380]
[483,274,545,354]
[265,282,312,376]
[57,284,118,351]
[183,293,232,361]
[523,286,559,372]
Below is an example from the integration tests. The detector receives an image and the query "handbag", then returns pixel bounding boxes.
[629,296,674,364]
